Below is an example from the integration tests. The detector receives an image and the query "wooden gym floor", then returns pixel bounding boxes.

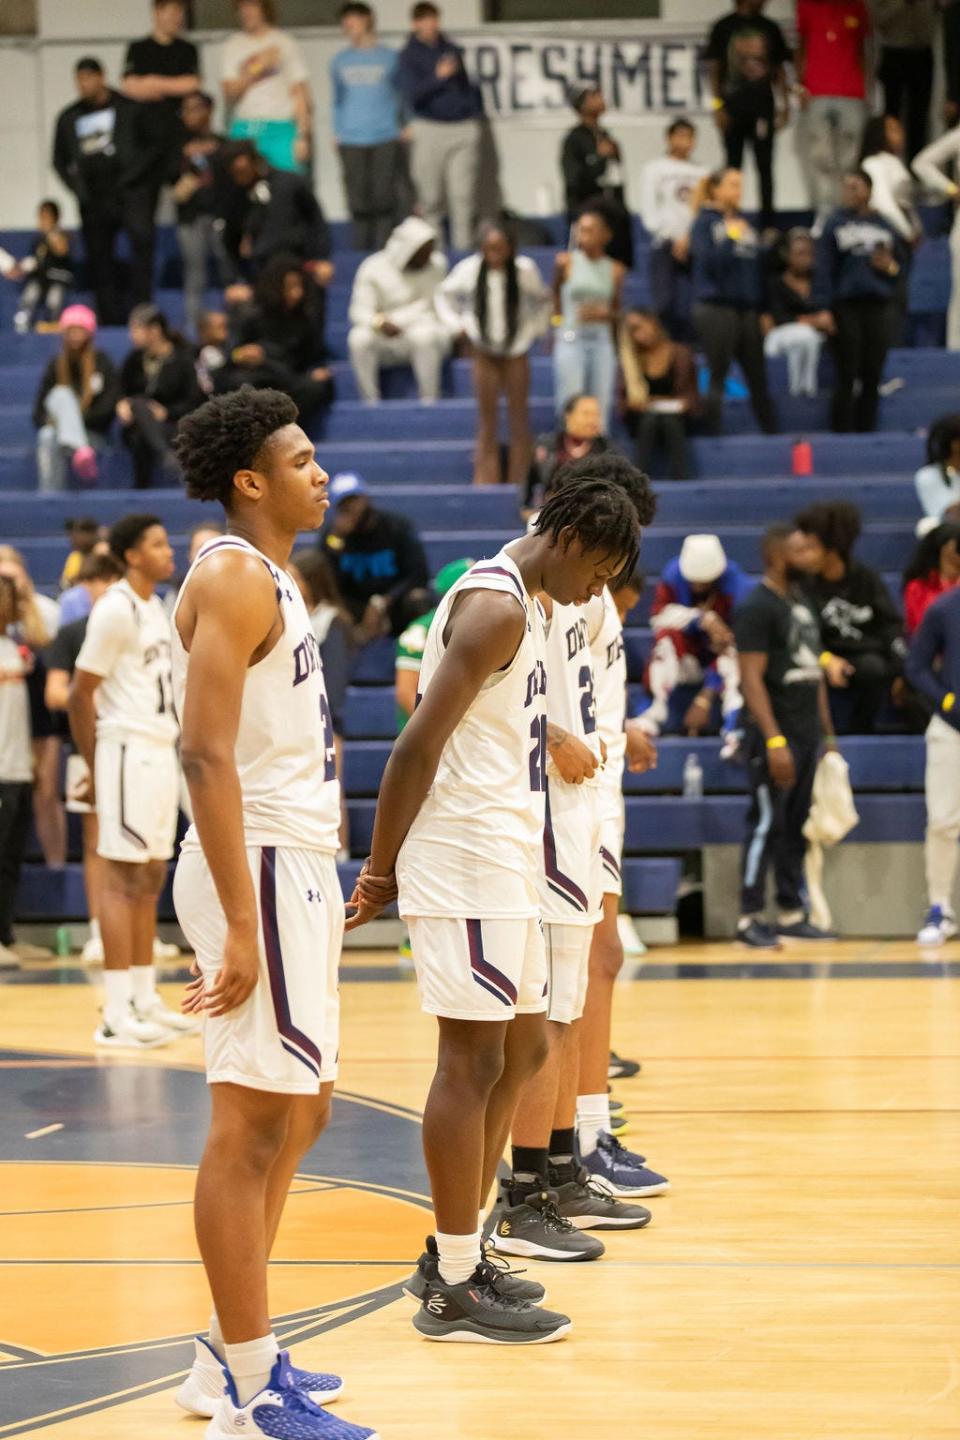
[1,939,958,1439]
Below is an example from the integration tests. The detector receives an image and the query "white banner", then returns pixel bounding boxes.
[461,35,711,120]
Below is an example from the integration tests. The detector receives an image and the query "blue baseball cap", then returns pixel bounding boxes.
[329,472,368,504]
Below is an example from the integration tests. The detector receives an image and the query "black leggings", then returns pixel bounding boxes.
[739,727,819,917]
[0,780,32,946]
[122,396,176,489]
[693,302,778,435]
[830,297,891,434]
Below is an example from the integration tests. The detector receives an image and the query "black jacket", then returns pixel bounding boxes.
[234,297,327,373]
[803,561,905,668]
[119,343,202,422]
[222,168,331,276]
[52,89,151,204]
[562,123,619,215]
[323,509,428,621]
[32,350,120,435]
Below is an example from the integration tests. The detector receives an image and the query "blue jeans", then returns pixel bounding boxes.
[553,327,616,430]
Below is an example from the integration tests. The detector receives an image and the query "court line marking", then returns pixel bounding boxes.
[0,1183,335,1219]
[1,1257,956,1270]
[22,1125,62,1140]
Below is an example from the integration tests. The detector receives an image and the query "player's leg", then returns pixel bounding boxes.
[264,1085,334,1252]
[577,891,622,1151]
[480,1008,549,1204]
[96,858,169,1046]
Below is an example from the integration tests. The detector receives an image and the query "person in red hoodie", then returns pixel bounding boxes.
[903,521,960,636]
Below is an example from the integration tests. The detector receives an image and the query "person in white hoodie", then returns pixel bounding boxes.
[347,214,450,402]
[436,221,550,486]
[913,120,960,349]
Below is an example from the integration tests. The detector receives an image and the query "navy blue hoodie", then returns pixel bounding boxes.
[396,33,483,123]
[690,207,764,309]
[815,207,901,305]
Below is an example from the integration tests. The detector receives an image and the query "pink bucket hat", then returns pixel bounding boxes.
[59,304,97,336]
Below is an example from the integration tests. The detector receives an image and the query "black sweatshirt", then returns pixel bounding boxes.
[322,509,428,621]
[802,561,904,667]
[32,350,120,435]
[119,343,202,422]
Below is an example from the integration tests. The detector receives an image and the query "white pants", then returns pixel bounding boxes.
[925,715,960,908]
[408,117,480,250]
[764,323,825,397]
[347,320,449,402]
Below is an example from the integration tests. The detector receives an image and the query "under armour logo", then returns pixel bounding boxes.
[306,889,322,903]
[425,1293,447,1315]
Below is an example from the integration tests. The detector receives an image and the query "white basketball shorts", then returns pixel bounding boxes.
[545,921,593,1025]
[541,779,603,925]
[174,845,342,1094]
[95,737,179,863]
[65,753,93,816]
[598,779,625,898]
[406,914,548,1022]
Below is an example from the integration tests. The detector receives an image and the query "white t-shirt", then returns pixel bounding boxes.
[75,579,178,746]
[639,156,706,244]
[221,27,308,123]
[0,637,33,782]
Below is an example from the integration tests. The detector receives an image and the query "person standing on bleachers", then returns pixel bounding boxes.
[912,125,960,350]
[639,117,705,340]
[815,168,901,432]
[874,0,936,161]
[860,115,921,346]
[734,524,838,948]
[52,57,152,325]
[690,167,779,435]
[332,2,406,252]
[0,574,36,970]
[906,585,960,944]
[761,228,834,397]
[552,207,624,432]
[347,215,450,403]
[172,91,228,339]
[32,305,119,492]
[794,0,871,230]
[117,305,203,488]
[396,1,483,250]
[220,0,313,174]
[121,0,201,306]
[436,221,551,487]
[561,84,633,269]
[218,140,333,286]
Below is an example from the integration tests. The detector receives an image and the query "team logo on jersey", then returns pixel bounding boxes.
[606,634,624,668]
[524,661,547,707]
[292,632,324,687]
[565,617,589,660]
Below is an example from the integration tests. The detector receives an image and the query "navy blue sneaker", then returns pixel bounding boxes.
[581,1131,670,1198]
[207,1352,376,1439]
[176,1335,343,1417]
[776,917,837,941]
[608,1051,641,1080]
[736,919,782,950]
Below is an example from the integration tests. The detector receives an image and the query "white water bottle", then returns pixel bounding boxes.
[683,753,704,799]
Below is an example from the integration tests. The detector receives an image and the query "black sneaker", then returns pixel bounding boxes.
[736,919,782,950]
[610,1113,628,1134]
[608,1097,624,1113]
[412,1264,571,1345]
[488,1187,605,1262]
[548,1164,652,1231]
[608,1051,641,1080]
[402,1235,546,1305]
[776,917,837,941]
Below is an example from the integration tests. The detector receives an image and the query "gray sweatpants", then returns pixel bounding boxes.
[802,96,866,223]
[408,117,480,249]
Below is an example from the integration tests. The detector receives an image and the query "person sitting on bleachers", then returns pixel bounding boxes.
[690,167,778,436]
[915,412,960,519]
[618,307,697,480]
[436,220,550,487]
[117,304,203,488]
[225,255,333,422]
[347,215,450,404]
[793,500,904,733]
[903,521,960,636]
[0,199,74,334]
[815,168,901,433]
[320,471,429,643]
[761,228,834,398]
[522,392,613,517]
[218,139,333,285]
[638,533,752,748]
[32,305,119,492]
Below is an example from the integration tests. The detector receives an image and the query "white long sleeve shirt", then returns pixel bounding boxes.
[862,152,919,241]
[639,156,706,245]
[912,128,960,198]
[436,253,550,356]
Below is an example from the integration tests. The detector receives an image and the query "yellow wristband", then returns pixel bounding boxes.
[551,313,563,328]
[819,651,834,667]
[943,693,956,713]
[766,735,788,750]
[710,97,725,111]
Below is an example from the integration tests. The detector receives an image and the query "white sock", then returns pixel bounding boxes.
[577,1093,611,1156]
[130,965,156,1009]
[208,1310,224,1359]
[103,969,132,1026]
[224,1333,278,1407]
[89,917,101,942]
[436,1228,482,1285]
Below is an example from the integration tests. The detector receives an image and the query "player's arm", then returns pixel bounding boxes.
[67,669,102,797]
[68,594,134,801]
[739,650,795,789]
[346,591,526,929]
[45,667,71,712]
[178,555,279,1016]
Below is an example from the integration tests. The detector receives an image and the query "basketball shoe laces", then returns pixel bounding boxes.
[479,1242,534,1284]
[598,1130,640,1172]
[473,1259,538,1309]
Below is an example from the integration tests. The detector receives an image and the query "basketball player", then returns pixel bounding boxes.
[68,515,192,1048]
[347,478,640,1343]
[170,389,376,1440]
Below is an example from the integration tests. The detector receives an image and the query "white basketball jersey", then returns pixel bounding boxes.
[397,548,547,920]
[593,587,627,779]
[171,536,340,854]
[544,594,604,786]
[75,579,178,746]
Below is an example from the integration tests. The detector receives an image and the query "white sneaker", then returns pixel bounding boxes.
[0,943,19,970]
[94,1008,172,1049]
[81,935,105,965]
[177,1337,344,1419]
[917,905,958,947]
[153,936,182,961]
[617,915,647,958]
[134,994,201,1035]
[11,940,54,962]
[206,1354,369,1440]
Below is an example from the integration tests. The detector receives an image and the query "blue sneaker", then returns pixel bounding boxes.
[177,1336,343,1417]
[206,1353,374,1440]
[581,1131,670,1198]
[917,905,958,947]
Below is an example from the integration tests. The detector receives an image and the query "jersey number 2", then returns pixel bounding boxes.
[529,714,547,792]
[579,665,597,735]
[319,695,337,782]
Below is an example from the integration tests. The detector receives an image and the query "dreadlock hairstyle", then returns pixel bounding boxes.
[173,386,299,507]
[474,222,520,351]
[547,450,657,528]
[534,477,641,583]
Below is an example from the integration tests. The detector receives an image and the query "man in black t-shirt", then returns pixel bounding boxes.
[733,524,837,948]
[121,0,201,305]
[706,0,791,228]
